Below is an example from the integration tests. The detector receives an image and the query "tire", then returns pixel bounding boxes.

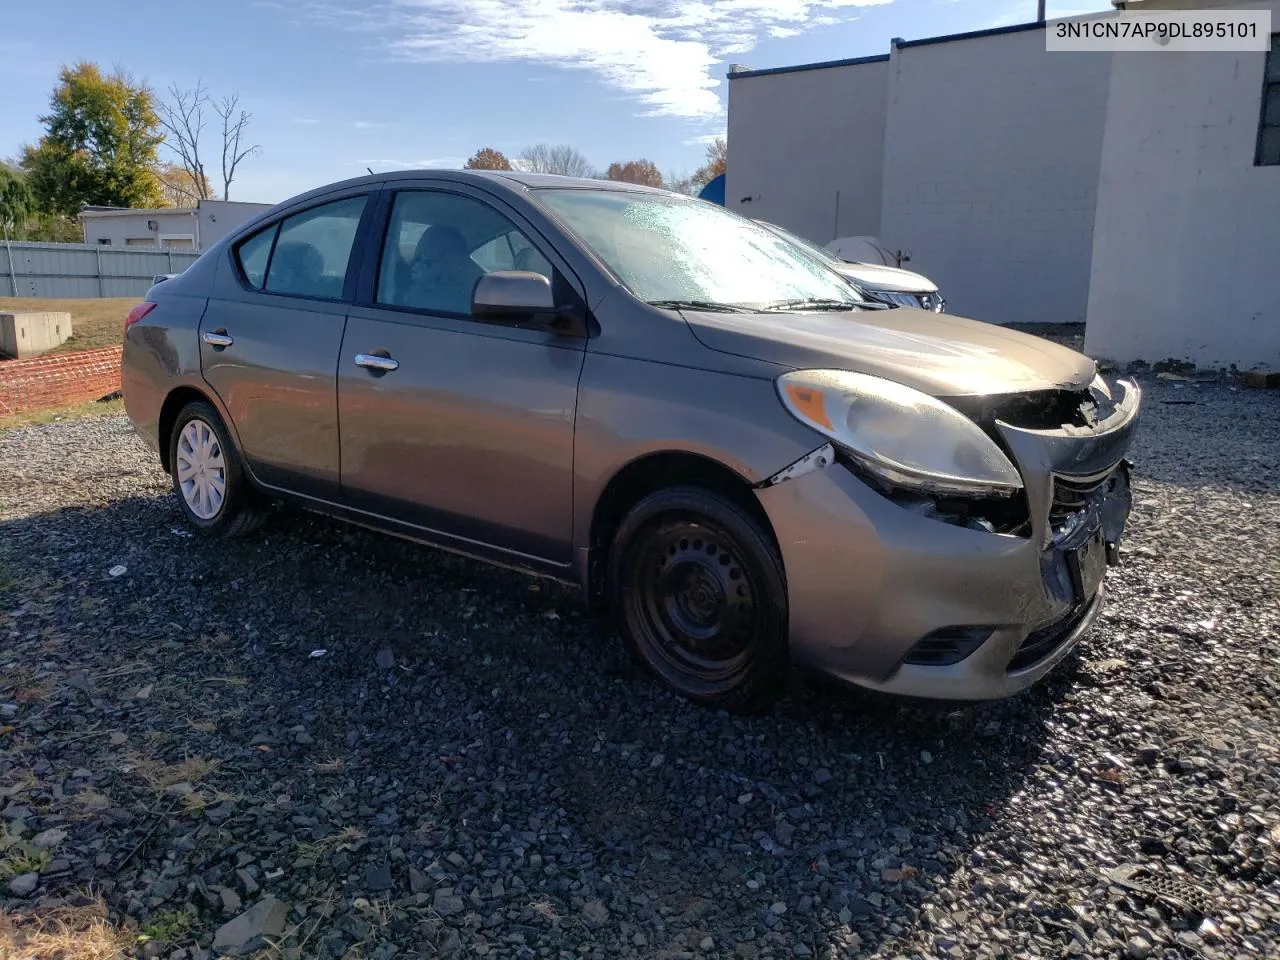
[608,486,789,714]
[168,400,264,538]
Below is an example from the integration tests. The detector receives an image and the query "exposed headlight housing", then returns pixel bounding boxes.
[776,370,1023,497]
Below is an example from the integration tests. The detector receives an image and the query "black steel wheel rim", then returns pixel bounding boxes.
[628,520,763,686]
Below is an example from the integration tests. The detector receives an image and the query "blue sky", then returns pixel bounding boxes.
[0,0,1106,204]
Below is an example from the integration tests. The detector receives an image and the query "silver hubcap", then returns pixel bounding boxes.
[176,419,227,520]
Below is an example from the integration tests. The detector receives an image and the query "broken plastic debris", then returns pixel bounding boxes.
[309,649,327,658]
[108,565,127,577]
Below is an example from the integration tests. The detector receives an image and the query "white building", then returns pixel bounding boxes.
[727,0,1280,369]
[79,198,272,252]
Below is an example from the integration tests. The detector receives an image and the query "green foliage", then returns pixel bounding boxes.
[0,162,32,235]
[138,910,195,944]
[20,62,165,217]
[19,212,83,242]
[0,825,51,878]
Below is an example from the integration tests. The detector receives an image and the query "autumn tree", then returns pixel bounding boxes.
[156,162,212,207]
[518,144,595,178]
[158,83,259,201]
[465,147,513,170]
[20,62,165,215]
[691,136,727,188]
[604,159,663,188]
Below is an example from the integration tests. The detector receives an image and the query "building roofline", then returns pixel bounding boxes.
[893,20,1044,49]
[727,20,1047,80]
[77,207,197,220]
[726,53,890,80]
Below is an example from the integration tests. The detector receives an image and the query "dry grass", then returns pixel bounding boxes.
[313,756,346,774]
[296,826,365,859]
[0,297,135,354]
[0,398,123,433]
[129,754,220,792]
[0,894,131,960]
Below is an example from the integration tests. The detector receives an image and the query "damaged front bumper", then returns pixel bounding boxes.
[755,379,1142,700]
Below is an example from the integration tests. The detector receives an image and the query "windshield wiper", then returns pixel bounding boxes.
[760,298,861,312]
[646,299,752,314]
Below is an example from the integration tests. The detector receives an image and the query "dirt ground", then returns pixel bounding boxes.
[0,298,135,355]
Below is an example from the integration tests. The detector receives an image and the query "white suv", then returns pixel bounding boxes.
[756,221,946,313]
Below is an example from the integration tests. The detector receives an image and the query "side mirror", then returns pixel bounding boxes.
[471,271,588,336]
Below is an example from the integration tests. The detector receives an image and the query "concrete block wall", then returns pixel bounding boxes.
[0,346,122,416]
[1085,0,1280,369]
[878,26,1113,326]
[727,57,890,244]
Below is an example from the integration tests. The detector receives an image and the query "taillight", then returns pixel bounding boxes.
[125,302,157,332]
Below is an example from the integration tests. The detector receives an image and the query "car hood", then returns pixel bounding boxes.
[683,307,1096,397]
[833,261,937,294]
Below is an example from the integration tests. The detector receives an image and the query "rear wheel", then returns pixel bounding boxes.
[609,487,789,713]
[168,400,264,538]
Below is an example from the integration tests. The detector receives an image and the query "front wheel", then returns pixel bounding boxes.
[608,487,789,714]
[168,400,264,538]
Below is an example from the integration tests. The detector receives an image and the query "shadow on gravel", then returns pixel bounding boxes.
[0,491,1073,958]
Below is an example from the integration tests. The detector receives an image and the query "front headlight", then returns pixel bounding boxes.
[776,370,1023,496]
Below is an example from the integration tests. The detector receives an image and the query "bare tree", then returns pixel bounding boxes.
[158,84,259,202]
[157,83,212,202]
[212,94,259,201]
[664,170,699,196]
[517,143,595,178]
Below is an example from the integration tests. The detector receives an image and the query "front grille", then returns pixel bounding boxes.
[1049,470,1118,529]
[870,290,926,309]
[1006,597,1096,672]
[903,627,993,666]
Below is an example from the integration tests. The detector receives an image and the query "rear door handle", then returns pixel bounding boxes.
[202,330,234,348]
[354,353,399,373]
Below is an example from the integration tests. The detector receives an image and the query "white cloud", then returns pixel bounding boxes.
[352,120,382,129]
[313,0,894,119]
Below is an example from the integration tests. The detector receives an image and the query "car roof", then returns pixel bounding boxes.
[283,169,674,210]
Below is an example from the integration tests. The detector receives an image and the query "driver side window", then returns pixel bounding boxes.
[377,191,554,316]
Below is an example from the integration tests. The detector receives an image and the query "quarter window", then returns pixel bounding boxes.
[264,196,367,299]
[235,226,275,289]
[376,191,554,316]
[1259,34,1280,166]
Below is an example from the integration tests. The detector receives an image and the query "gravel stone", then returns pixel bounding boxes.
[211,898,289,956]
[7,873,38,897]
[1,383,1278,958]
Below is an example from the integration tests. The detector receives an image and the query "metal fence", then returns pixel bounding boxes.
[1,240,202,299]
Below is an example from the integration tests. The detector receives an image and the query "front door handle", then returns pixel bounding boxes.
[354,353,400,373]
[202,330,234,348]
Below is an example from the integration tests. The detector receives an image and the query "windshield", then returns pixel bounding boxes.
[535,189,861,309]
[757,221,844,266]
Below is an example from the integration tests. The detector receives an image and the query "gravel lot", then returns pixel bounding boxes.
[1,378,1278,959]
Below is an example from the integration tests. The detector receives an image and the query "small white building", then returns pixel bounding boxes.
[79,199,272,252]
[727,0,1280,369]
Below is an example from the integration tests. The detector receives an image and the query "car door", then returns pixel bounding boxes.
[200,192,371,498]
[338,184,588,566]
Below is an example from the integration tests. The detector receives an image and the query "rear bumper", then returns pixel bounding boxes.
[756,379,1140,701]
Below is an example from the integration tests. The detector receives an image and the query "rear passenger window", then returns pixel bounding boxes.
[236,227,275,289]
[264,196,367,300]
